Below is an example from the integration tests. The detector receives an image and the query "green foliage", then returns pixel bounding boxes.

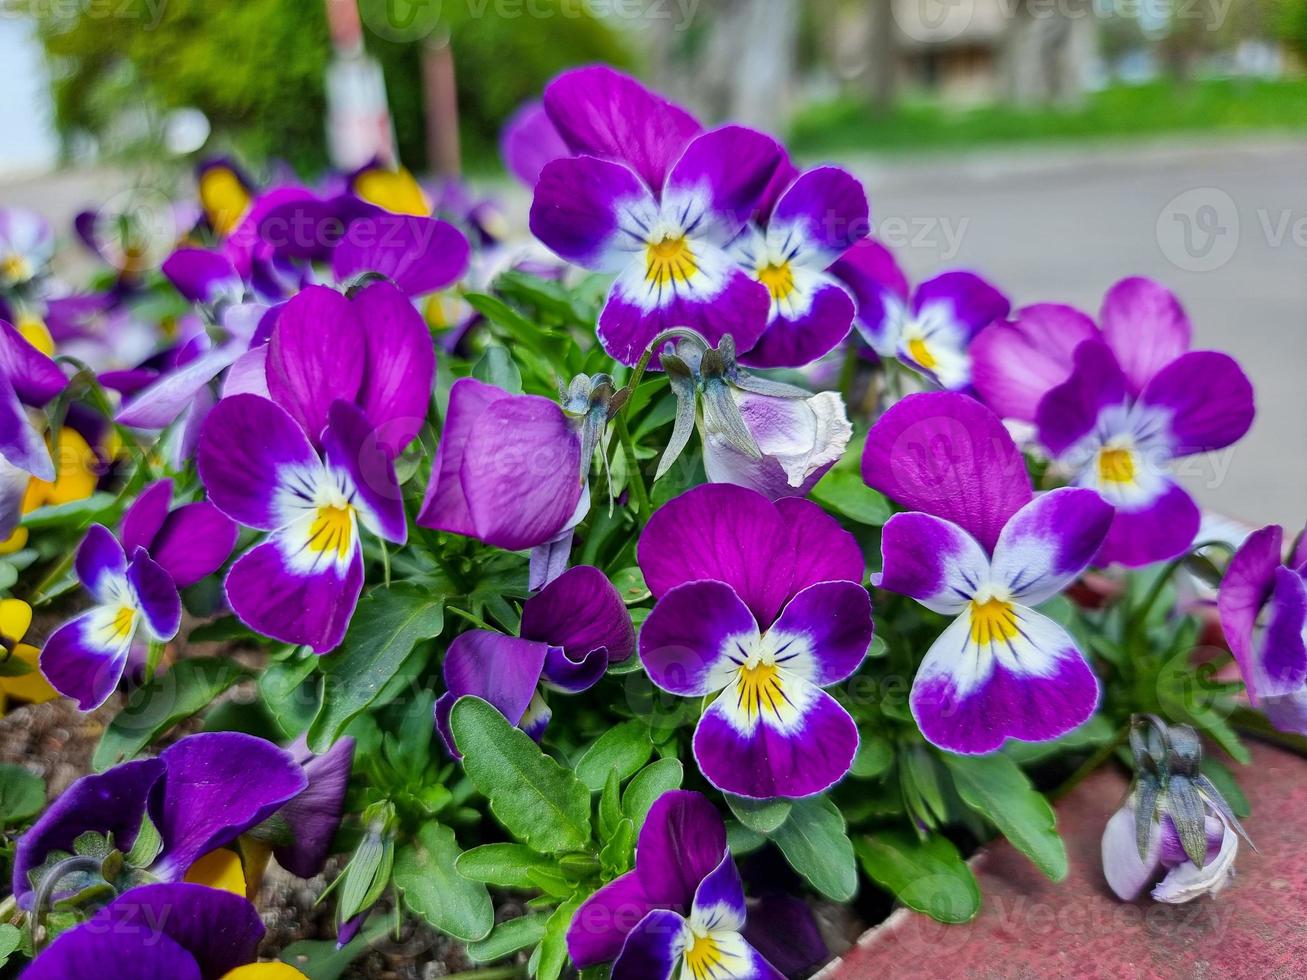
[854,830,980,924]
[393,822,494,942]
[769,797,858,902]
[0,766,45,826]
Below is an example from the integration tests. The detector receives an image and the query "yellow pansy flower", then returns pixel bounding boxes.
[0,598,57,711]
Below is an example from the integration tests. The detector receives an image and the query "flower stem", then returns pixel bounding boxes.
[614,414,651,522]
[447,606,496,632]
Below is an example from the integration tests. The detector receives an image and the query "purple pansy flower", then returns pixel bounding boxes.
[1101,794,1240,904]
[198,394,406,653]
[851,247,1009,389]
[276,735,356,878]
[14,732,306,906]
[863,392,1113,754]
[999,278,1255,567]
[637,484,871,798]
[436,565,633,751]
[1218,524,1307,734]
[729,166,869,369]
[569,790,779,980]
[41,483,236,710]
[0,318,68,487]
[501,100,572,189]
[529,122,783,366]
[0,207,53,287]
[24,883,272,980]
[417,376,587,552]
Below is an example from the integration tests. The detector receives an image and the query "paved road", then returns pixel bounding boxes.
[3,136,1303,528]
[844,136,1307,531]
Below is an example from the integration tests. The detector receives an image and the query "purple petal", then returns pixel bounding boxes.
[198,394,320,532]
[127,549,182,641]
[75,523,127,598]
[741,893,828,978]
[1153,817,1238,903]
[1096,478,1200,568]
[911,271,1010,341]
[117,346,240,429]
[222,345,271,399]
[23,924,200,980]
[13,757,165,905]
[736,281,856,370]
[663,127,784,241]
[39,610,133,710]
[148,501,239,588]
[522,565,635,663]
[568,871,659,969]
[152,732,306,880]
[600,256,771,368]
[970,304,1098,422]
[322,399,406,545]
[769,166,869,263]
[774,496,866,595]
[0,319,66,406]
[636,790,729,907]
[543,65,701,191]
[351,280,436,455]
[1034,339,1131,458]
[529,529,574,592]
[416,377,502,540]
[267,285,365,444]
[611,908,685,980]
[162,248,241,304]
[530,155,650,271]
[990,488,1115,605]
[1099,277,1191,395]
[911,606,1099,754]
[695,676,859,798]
[121,480,173,553]
[501,100,571,188]
[640,580,759,697]
[832,238,909,352]
[436,633,549,755]
[767,581,872,686]
[861,391,1032,553]
[331,214,469,297]
[1218,525,1285,704]
[274,736,355,878]
[1101,804,1160,901]
[877,512,990,614]
[0,374,53,481]
[1258,567,1307,698]
[1137,350,1254,456]
[225,529,363,654]
[87,882,264,980]
[691,850,746,930]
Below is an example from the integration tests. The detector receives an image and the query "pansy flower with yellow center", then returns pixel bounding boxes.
[864,392,1114,754]
[0,207,53,288]
[0,319,68,496]
[637,484,872,799]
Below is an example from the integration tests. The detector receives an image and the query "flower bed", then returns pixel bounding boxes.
[0,65,1299,980]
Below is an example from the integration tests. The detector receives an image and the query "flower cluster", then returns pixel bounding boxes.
[0,63,1281,980]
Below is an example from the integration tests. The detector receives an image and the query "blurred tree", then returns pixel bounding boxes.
[1280,0,1307,59]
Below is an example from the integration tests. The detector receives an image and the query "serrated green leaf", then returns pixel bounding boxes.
[456,843,558,890]
[466,914,548,964]
[854,830,980,923]
[725,794,792,834]
[0,764,44,825]
[770,796,857,901]
[393,822,493,942]
[309,585,444,752]
[575,721,654,792]
[451,697,591,853]
[942,752,1067,881]
[621,759,683,826]
[93,659,246,771]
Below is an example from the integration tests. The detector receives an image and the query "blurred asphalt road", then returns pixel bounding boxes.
[2,135,1303,528]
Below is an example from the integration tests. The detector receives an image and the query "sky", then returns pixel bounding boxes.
[0,17,58,176]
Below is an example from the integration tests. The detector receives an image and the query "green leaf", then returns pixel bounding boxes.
[621,758,683,826]
[93,659,246,771]
[309,585,444,752]
[472,345,523,394]
[537,893,584,980]
[575,721,654,792]
[854,830,980,924]
[850,735,894,779]
[902,746,949,826]
[451,696,592,853]
[258,656,320,740]
[0,923,19,968]
[456,843,559,889]
[466,913,548,963]
[611,567,650,605]
[393,822,493,942]
[770,796,857,901]
[942,753,1067,881]
[811,468,891,527]
[1200,756,1250,819]
[280,915,390,980]
[598,769,623,841]
[725,794,792,835]
[598,817,636,874]
[0,765,44,825]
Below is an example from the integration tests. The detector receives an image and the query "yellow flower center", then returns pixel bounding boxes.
[970,597,1018,647]
[735,660,786,724]
[199,167,252,237]
[907,337,938,370]
[683,932,725,980]
[1098,447,1136,485]
[757,261,795,302]
[1,253,30,283]
[307,504,355,560]
[109,606,136,643]
[645,235,698,288]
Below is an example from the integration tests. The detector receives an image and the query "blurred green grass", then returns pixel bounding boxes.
[789,78,1307,157]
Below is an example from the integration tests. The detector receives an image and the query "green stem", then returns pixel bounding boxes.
[614,414,651,522]
[1051,725,1129,801]
[447,606,497,632]
[27,548,76,606]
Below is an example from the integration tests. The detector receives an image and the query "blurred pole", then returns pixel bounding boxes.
[323,0,397,169]
[421,35,461,178]
[868,0,898,115]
